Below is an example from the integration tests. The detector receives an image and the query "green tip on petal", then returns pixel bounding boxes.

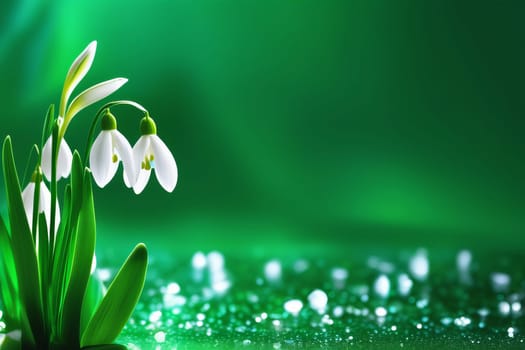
[101,109,117,130]
[140,115,157,135]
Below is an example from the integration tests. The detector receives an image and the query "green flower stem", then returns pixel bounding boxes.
[49,121,60,256]
[31,169,41,245]
[41,105,55,152]
[50,184,72,338]
[20,145,40,191]
[37,212,50,340]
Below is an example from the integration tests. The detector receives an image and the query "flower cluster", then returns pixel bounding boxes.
[21,41,177,235]
[0,40,170,348]
[90,110,178,194]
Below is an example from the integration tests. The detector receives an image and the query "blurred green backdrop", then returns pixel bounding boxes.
[0,1,523,256]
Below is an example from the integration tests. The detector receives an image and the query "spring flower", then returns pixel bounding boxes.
[58,40,127,137]
[62,77,128,140]
[41,132,73,182]
[40,41,127,183]
[59,41,97,119]
[89,110,136,188]
[21,170,60,234]
[128,115,177,194]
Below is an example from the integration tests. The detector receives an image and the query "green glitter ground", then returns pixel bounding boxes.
[96,248,525,349]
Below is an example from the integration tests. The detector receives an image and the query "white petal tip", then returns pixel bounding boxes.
[162,180,177,193]
[92,178,108,189]
[133,185,145,195]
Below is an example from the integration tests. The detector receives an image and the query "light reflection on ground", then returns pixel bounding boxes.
[2,249,523,349]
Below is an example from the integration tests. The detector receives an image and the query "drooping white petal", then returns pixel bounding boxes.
[20,182,60,234]
[106,155,119,186]
[38,182,51,224]
[133,169,151,194]
[123,171,132,188]
[21,182,35,227]
[150,135,178,192]
[38,182,60,234]
[54,194,61,233]
[66,78,128,122]
[112,130,136,187]
[42,137,73,181]
[131,136,151,194]
[42,137,52,181]
[132,135,150,172]
[60,41,97,117]
[57,139,73,179]
[90,131,113,188]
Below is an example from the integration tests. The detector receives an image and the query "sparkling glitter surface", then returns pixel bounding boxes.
[67,248,524,349]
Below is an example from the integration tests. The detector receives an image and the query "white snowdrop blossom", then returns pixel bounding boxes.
[41,134,73,182]
[90,110,137,188]
[21,171,60,234]
[58,40,127,140]
[40,41,128,184]
[59,41,97,119]
[128,116,177,194]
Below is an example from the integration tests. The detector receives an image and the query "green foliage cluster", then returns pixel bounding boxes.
[0,42,163,349]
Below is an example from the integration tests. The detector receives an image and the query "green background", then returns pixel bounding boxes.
[1,1,523,257]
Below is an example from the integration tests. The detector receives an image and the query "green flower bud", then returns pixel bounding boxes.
[140,114,157,135]
[30,168,43,183]
[101,109,117,130]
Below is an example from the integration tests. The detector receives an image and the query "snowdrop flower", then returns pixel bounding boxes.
[41,131,73,182]
[40,39,127,183]
[128,115,177,194]
[58,40,127,138]
[89,109,136,188]
[21,170,60,234]
[62,77,127,139]
[59,41,97,119]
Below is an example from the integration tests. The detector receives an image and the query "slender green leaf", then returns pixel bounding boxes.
[2,136,45,346]
[0,216,20,329]
[31,177,41,251]
[49,122,59,253]
[37,212,51,334]
[69,151,84,227]
[41,104,55,151]
[37,213,49,284]
[66,78,127,123]
[59,41,97,119]
[0,258,19,329]
[81,244,148,347]
[80,274,105,335]
[54,152,83,337]
[18,309,35,347]
[61,169,96,346]
[51,184,71,330]
[20,145,39,195]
